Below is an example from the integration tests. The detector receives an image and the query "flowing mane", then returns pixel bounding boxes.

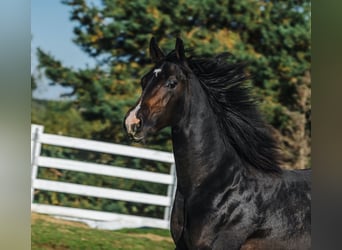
[125,38,311,249]
[164,50,282,173]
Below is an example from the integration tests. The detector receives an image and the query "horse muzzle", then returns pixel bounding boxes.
[124,109,145,141]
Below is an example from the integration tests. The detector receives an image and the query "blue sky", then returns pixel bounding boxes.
[31,0,94,100]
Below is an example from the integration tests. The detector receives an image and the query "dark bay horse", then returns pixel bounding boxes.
[124,38,311,250]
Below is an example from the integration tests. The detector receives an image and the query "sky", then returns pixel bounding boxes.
[31,0,94,100]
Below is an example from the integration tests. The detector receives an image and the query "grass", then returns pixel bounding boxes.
[31,213,174,250]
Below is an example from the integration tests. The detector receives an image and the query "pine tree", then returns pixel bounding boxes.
[36,0,311,168]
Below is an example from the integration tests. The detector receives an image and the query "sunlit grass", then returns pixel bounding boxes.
[31,213,174,250]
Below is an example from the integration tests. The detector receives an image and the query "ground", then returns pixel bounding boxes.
[31,213,174,250]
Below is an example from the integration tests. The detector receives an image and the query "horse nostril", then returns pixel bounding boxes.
[132,119,142,133]
[132,124,137,133]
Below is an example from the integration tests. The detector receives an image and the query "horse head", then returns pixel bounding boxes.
[124,38,189,141]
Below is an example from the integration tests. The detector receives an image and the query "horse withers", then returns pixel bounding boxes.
[124,37,311,250]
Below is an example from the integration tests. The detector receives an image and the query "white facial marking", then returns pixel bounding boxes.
[153,68,162,77]
[125,101,141,133]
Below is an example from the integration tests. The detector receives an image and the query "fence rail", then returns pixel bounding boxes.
[30,124,176,230]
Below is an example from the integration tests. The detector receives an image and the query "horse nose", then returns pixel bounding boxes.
[125,112,142,135]
[130,119,142,134]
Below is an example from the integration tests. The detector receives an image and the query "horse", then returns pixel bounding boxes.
[124,37,311,250]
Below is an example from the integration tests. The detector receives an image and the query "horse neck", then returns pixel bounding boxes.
[171,75,243,197]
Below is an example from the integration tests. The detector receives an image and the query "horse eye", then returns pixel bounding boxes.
[166,79,177,89]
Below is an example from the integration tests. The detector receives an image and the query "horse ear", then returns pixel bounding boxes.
[149,37,165,63]
[175,37,185,61]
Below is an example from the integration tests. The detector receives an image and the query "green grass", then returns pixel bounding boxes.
[31,213,174,250]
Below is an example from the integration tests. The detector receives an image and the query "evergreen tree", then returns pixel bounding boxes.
[36,0,311,168]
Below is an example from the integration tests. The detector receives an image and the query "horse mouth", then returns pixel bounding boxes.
[127,129,147,142]
[131,134,145,142]
[125,120,155,143]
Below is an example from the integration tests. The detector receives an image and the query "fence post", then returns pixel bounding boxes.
[164,163,177,222]
[31,125,44,204]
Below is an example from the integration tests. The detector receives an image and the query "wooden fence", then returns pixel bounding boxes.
[31,124,176,230]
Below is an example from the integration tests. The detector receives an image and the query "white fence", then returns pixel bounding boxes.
[31,124,176,230]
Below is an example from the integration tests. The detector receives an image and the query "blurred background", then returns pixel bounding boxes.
[31,0,311,168]
[30,0,310,249]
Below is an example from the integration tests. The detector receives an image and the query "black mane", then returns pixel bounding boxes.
[165,50,282,173]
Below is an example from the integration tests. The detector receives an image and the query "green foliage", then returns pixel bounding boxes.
[32,99,105,138]
[31,75,37,92]
[36,0,310,163]
[33,0,310,219]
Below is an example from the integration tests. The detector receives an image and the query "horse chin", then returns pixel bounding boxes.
[130,128,150,143]
[131,126,159,143]
[129,131,145,142]
[132,134,145,143]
